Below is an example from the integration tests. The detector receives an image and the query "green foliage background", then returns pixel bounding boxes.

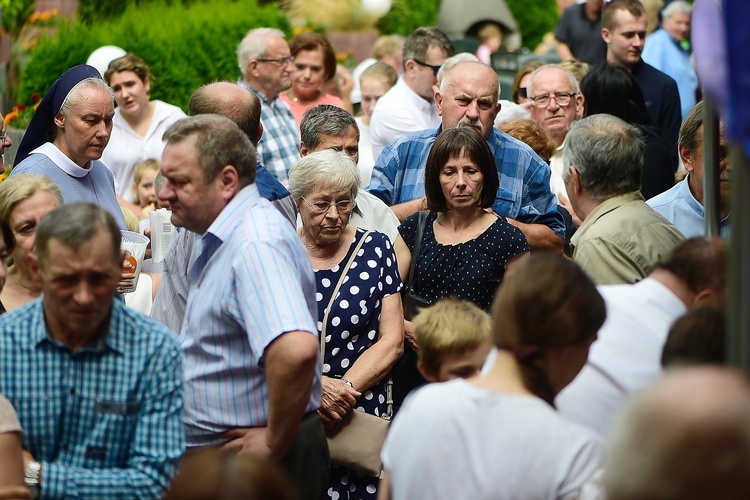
[18,0,291,111]
[379,0,558,51]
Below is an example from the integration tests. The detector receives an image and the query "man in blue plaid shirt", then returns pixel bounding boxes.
[367,61,566,251]
[237,27,301,184]
[0,203,184,499]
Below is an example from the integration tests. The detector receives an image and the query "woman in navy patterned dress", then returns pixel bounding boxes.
[393,127,530,406]
[289,150,404,500]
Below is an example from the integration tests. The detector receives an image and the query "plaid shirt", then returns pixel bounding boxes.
[238,79,300,183]
[367,127,566,239]
[0,299,184,499]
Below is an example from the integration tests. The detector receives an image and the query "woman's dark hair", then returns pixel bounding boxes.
[580,63,653,127]
[492,253,606,406]
[424,127,499,212]
[288,32,337,83]
[0,219,15,256]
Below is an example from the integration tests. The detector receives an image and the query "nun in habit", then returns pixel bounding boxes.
[12,64,126,229]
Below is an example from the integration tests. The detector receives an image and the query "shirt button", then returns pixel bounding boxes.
[70,388,76,395]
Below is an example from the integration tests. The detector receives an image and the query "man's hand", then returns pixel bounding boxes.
[318,376,360,430]
[221,427,274,459]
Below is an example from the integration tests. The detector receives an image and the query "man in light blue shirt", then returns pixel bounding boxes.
[647,101,731,238]
[157,114,327,499]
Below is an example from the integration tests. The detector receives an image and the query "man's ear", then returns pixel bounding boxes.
[691,289,715,307]
[435,92,444,117]
[680,145,695,173]
[219,165,240,201]
[300,142,311,158]
[568,165,582,194]
[575,93,585,119]
[256,122,264,144]
[601,28,611,44]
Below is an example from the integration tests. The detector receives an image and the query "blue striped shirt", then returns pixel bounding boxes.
[367,127,566,239]
[182,184,320,448]
[0,298,184,499]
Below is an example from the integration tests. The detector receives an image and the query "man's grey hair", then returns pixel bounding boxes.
[439,61,499,103]
[59,78,115,118]
[526,64,580,97]
[36,203,121,269]
[163,114,258,187]
[236,27,285,72]
[662,0,692,19]
[562,114,644,201]
[300,105,359,150]
[436,53,480,90]
[402,27,454,68]
[288,149,360,202]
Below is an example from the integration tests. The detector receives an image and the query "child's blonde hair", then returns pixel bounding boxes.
[413,298,492,376]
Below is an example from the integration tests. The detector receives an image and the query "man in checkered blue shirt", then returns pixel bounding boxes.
[237,27,300,184]
[0,203,184,499]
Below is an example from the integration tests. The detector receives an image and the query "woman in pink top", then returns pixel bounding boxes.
[281,33,351,127]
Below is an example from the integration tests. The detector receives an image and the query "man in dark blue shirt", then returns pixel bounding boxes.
[602,0,682,161]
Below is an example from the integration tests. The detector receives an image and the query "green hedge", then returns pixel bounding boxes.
[378,0,557,51]
[18,0,291,112]
[505,0,557,51]
[378,0,441,37]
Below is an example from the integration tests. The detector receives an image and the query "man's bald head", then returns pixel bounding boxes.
[189,82,262,145]
[605,367,750,500]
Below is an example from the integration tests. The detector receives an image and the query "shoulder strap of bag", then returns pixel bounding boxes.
[320,230,371,359]
[406,211,428,292]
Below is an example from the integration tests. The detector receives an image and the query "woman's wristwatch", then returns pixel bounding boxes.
[25,460,41,499]
[341,378,354,389]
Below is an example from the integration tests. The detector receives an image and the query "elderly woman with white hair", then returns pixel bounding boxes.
[642,0,697,120]
[288,149,404,500]
[12,64,126,228]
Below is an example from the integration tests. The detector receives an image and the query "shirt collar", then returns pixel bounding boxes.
[205,184,261,243]
[24,296,124,354]
[238,79,276,104]
[32,142,92,177]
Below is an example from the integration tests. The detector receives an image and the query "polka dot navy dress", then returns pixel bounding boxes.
[316,228,402,500]
[399,212,529,312]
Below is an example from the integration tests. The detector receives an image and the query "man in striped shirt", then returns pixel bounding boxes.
[158,114,328,499]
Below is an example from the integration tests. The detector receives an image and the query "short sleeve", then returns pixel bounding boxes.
[0,395,21,434]
[398,213,420,251]
[368,231,403,297]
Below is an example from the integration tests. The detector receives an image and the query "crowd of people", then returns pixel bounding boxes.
[0,0,743,498]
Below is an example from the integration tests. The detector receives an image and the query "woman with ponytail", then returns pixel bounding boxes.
[379,254,607,500]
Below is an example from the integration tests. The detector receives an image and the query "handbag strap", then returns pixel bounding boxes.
[406,211,428,292]
[320,230,371,359]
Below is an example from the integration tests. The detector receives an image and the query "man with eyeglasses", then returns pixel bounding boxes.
[369,27,454,161]
[526,65,584,213]
[369,61,565,251]
[157,115,328,499]
[299,104,400,242]
[236,27,300,184]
